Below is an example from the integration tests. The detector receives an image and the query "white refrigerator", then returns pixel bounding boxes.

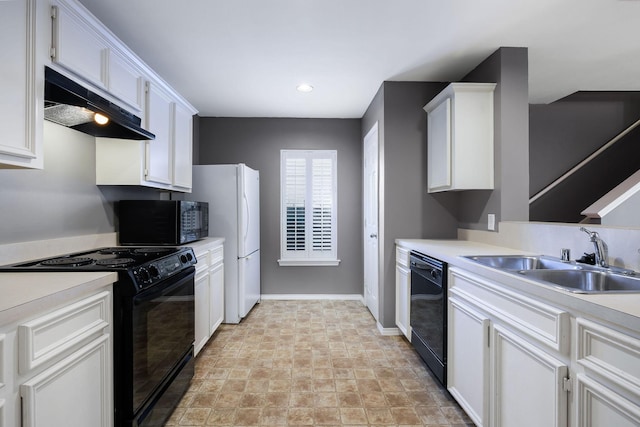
[189,164,260,324]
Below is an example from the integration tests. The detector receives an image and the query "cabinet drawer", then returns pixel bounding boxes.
[450,268,569,353]
[195,248,210,274]
[576,317,640,397]
[18,291,110,373]
[396,246,410,268]
[210,245,224,266]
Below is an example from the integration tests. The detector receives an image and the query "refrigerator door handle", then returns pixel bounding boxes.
[243,192,250,243]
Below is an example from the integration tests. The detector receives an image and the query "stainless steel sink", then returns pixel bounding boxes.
[519,269,640,293]
[464,254,640,293]
[464,255,580,271]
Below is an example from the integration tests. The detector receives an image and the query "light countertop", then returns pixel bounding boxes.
[0,272,117,325]
[0,235,225,326]
[397,238,640,333]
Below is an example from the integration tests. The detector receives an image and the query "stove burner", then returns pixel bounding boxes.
[95,258,136,267]
[40,257,94,267]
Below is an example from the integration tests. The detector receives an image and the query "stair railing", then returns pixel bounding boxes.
[529,116,640,205]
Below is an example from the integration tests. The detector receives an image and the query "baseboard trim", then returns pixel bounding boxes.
[260,294,364,302]
[377,322,402,336]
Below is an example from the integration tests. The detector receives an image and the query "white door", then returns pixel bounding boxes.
[238,164,260,257]
[363,122,379,320]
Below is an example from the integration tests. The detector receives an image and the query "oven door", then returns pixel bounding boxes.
[114,267,195,425]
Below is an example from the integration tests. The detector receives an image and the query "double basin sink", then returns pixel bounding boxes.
[464,255,640,294]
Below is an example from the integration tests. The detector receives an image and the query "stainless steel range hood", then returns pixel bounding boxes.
[44,66,155,140]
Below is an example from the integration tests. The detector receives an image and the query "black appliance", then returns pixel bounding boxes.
[409,251,448,386]
[118,200,209,246]
[0,246,197,427]
[44,66,155,140]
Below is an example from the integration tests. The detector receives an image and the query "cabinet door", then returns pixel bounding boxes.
[448,295,489,427]
[575,374,640,427]
[172,102,193,190]
[52,0,107,89]
[209,262,224,336]
[0,0,43,169]
[21,334,112,427]
[194,272,210,356]
[145,81,173,185]
[395,263,410,340]
[427,97,451,192]
[492,324,568,427]
[107,48,144,113]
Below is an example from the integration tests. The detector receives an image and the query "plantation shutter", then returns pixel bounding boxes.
[285,157,306,252]
[280,150,338,265]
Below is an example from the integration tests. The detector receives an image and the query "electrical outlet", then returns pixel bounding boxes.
[488,214,496,231]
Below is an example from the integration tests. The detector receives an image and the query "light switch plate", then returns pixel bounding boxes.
[488,214,496,231]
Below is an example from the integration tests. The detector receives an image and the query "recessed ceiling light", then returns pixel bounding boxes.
[296,84,313,93]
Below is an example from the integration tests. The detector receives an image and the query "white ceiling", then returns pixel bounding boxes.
[77,0,640,118]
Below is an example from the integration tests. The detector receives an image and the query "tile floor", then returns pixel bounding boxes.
[166,299,474,426]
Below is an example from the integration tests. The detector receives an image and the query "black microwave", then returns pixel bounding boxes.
[118,200,209,245]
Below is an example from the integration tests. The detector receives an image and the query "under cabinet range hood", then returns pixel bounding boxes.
[44,66,155,140]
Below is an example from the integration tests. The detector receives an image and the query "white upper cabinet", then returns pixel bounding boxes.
[50,0,197,192]
[173,102,194,190]
[424,83,496,193]
[50,0,145,114]
[0,0,47,169]
[107,48,145,113]
[51,0,107,90]
[145,81,174,186]
[95,80,196,192]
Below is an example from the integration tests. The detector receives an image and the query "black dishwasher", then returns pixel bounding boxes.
[409,251,447,386]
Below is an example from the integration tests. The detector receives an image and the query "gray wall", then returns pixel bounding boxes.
[361,81,458,328]
[359,47,530,327]
[530,92,640,195]
[0,121,159,245]
[458,47,530,230]
[197,118,363,296]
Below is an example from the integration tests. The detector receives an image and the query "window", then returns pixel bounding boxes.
[279,150,339,266]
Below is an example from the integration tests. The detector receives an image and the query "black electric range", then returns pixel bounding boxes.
[0,246,197,293]
[0,246,198,427]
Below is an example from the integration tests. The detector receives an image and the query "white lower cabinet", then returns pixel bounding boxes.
[193,240,225,356]
[21,335,111,427]
[448,268,569,427]
[448,294,489,426]
[447,266,640,427]
[0,286,112,427]
[194,270,210,356]
[491,324,568,427]
[573,317,640,426]
[395,246,411,340]
[575,374,640,427]
[208,258,224,336]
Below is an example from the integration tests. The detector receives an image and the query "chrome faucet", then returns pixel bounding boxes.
[580,227,608,268]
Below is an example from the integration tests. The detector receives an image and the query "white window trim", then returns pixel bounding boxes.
[278,149,340,267]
